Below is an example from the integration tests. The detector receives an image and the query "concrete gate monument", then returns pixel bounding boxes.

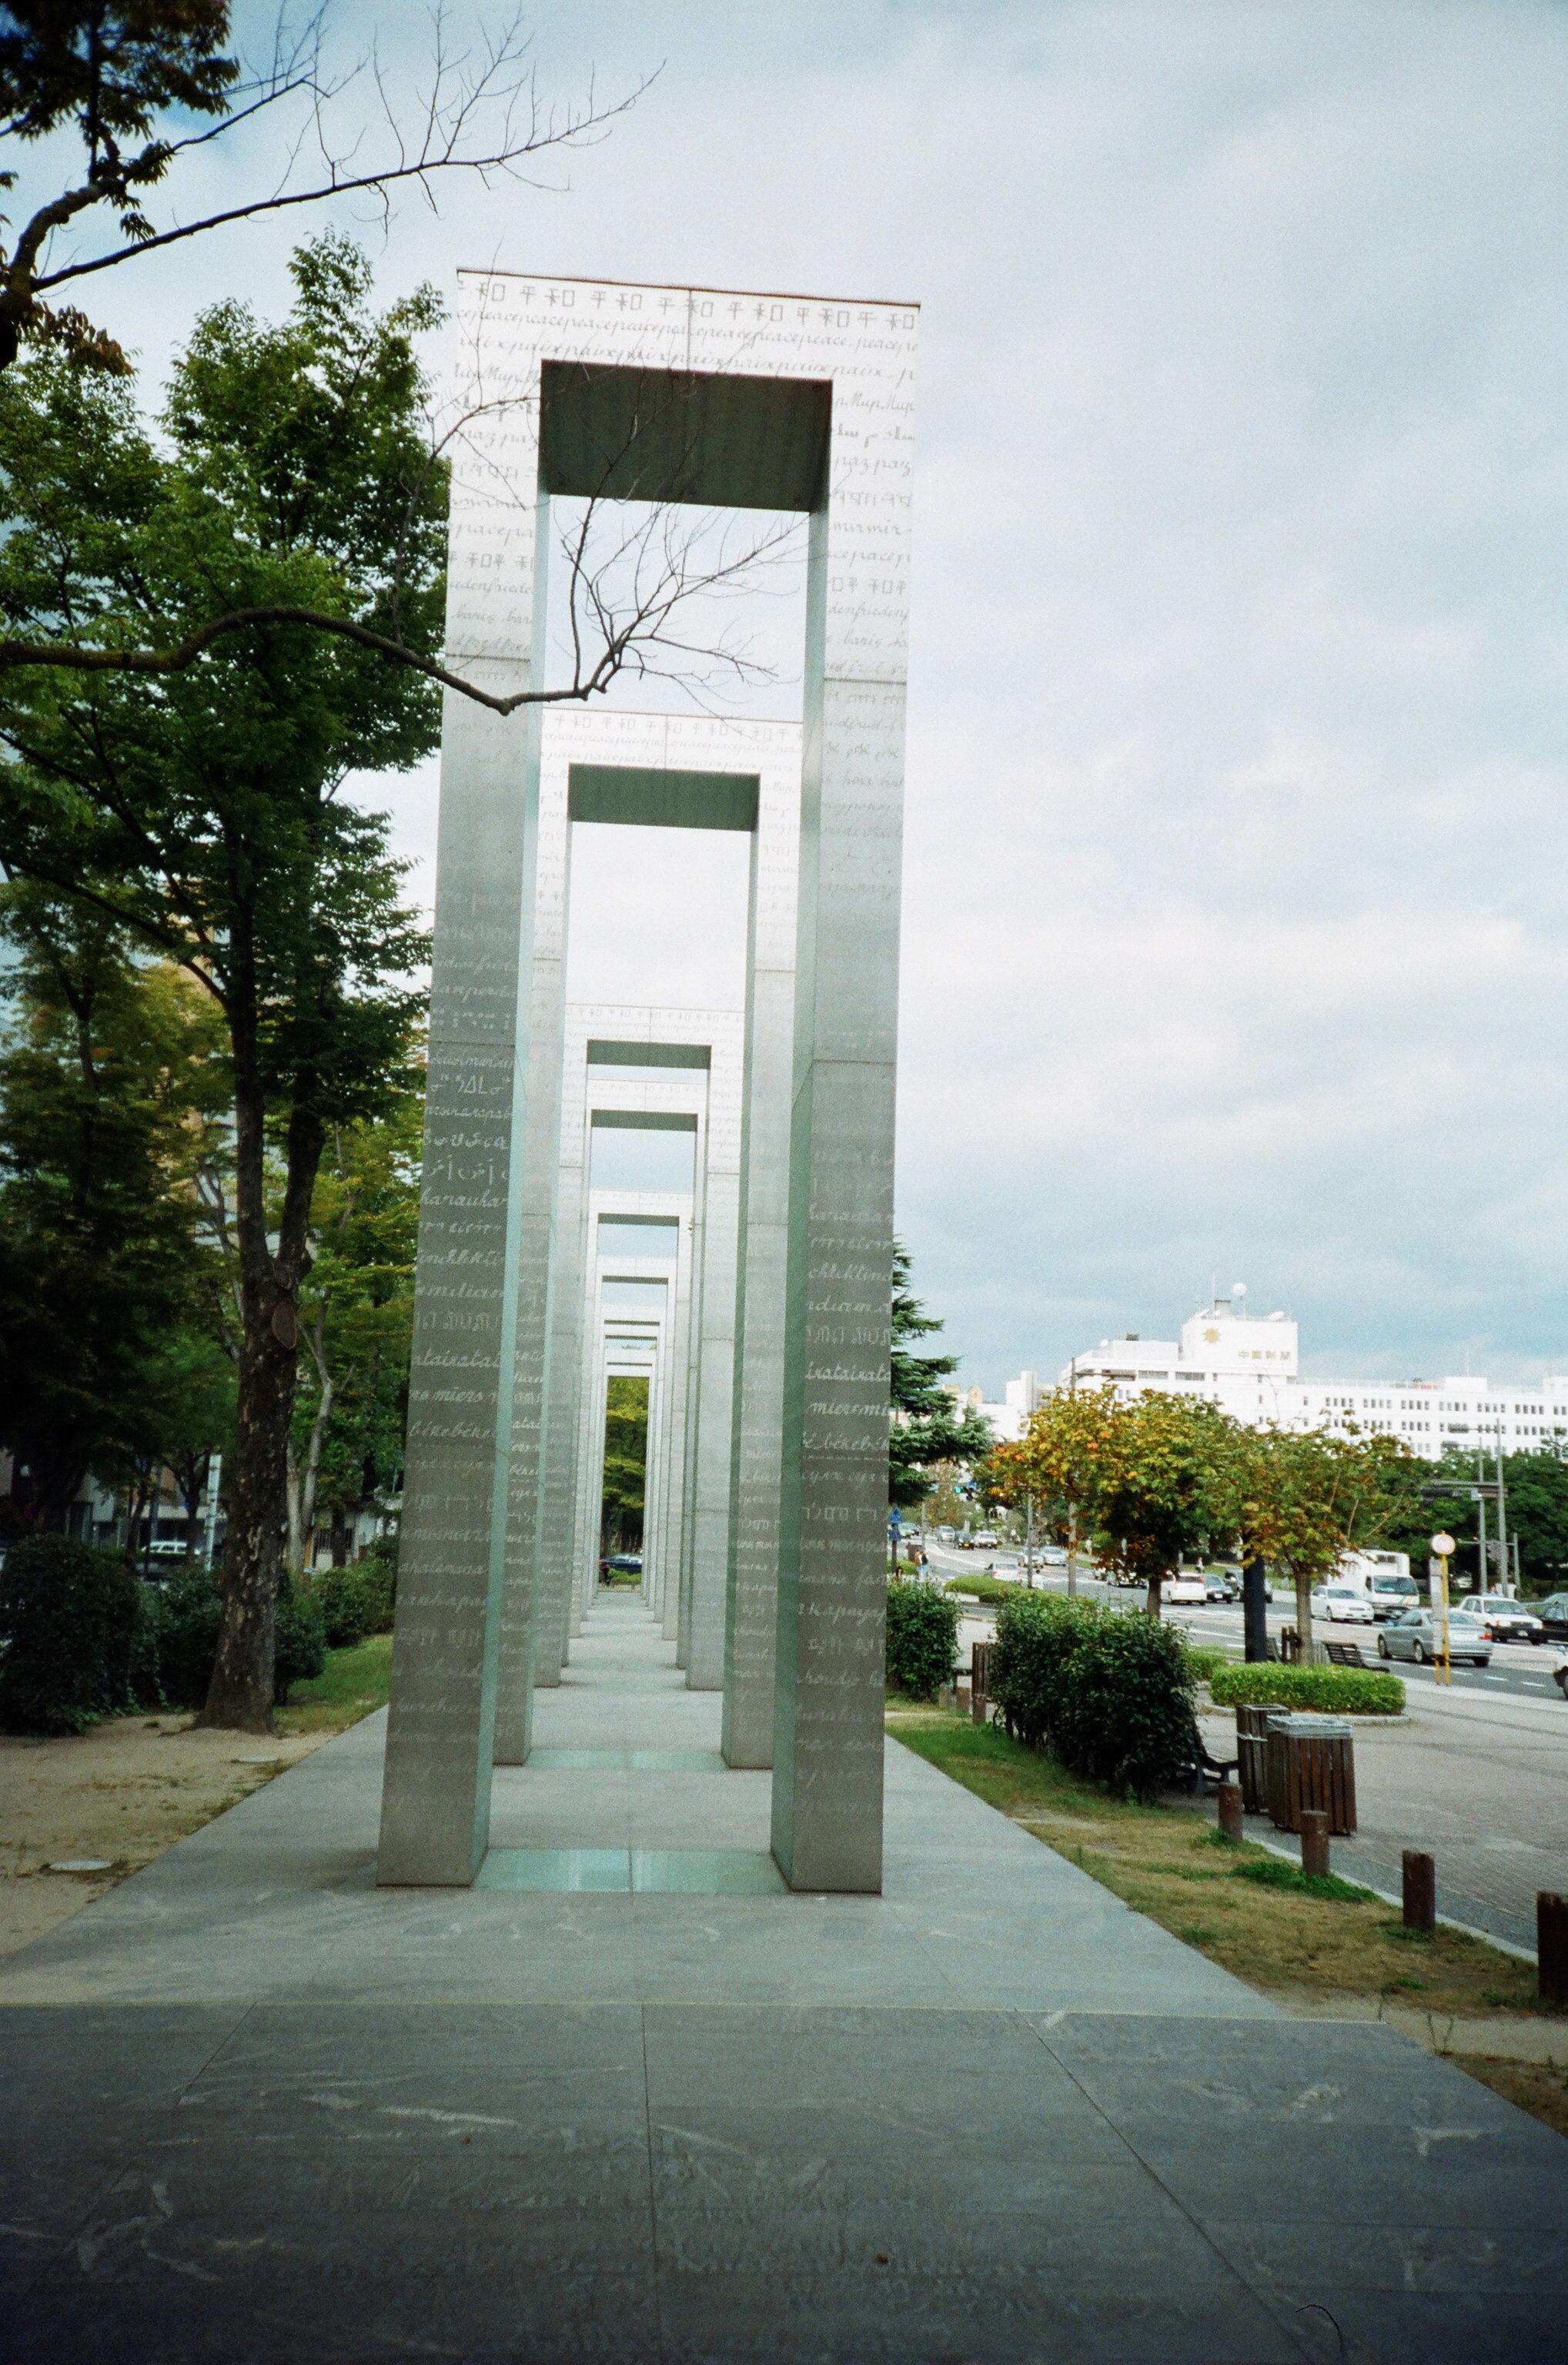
[377,273,916,1892]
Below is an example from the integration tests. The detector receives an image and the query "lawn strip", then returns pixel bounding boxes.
[886,1704,1544,2022]
[276,1631,393,1735]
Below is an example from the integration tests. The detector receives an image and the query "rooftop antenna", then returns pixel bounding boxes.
[1231,1282,1247,1322]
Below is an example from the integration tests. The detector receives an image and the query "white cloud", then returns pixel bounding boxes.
[22,0,1568,1387]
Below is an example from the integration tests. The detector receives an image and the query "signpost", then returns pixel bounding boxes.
[1430,1531,1456,1685]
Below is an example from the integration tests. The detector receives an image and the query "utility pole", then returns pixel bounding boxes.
[1476,1451,1489,1597]
[1242,1556,1269,1663]
[1495,1445,1510,1596]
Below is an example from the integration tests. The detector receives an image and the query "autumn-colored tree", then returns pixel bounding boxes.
[989,1383,1122,1594]
[1239,1424,1415,1656]
[1092,1393,1245,1616]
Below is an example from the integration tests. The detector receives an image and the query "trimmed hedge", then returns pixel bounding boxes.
[0,1536,145,1733]
[885,1580,960,1701]
[942,1571,1020,1605]
[988,1594,1200,1801]
[1209,1664,1404,1718]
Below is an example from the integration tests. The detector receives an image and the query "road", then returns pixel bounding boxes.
[925,1542,1567,1705]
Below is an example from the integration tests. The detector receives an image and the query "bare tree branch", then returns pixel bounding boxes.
[0,4,652,368]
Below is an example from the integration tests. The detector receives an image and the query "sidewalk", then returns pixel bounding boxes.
[3,1594,1566,2363]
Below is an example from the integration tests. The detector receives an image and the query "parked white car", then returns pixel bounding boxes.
[1165,1574,1207,1605]
[1310,1584,1376,1626]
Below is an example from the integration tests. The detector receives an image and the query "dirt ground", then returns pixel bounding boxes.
[0,1714,332,1956]
[0,1634,393,1959]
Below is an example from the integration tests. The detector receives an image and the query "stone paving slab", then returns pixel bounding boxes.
[3,2000,1565,2362]
[1,1598,1564,2361]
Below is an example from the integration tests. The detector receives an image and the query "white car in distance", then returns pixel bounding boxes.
[1310,1584,1376,1626]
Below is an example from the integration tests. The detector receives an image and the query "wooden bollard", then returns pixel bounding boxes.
[1540,1892,1568,2009]
[971,1687,988,1726]
[955,1682,971,1715]
[1299,1809,1330,1880]
[1403,1850,1436,1935]
[1216,1782,1243,1843]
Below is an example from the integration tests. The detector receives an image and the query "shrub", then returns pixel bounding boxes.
[1209,1664,1404,1717]
[309,1564,373,1648]
[356,1554,396,1631]
[274,1582,326,1702]
[988,1594,1200,1800]
[885,1580,960,1701]
[148,1567,330,1708]
[152,1565,224,1708]
[0,1536,145,1734]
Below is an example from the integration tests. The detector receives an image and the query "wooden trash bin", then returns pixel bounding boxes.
[1235,1704,1286,1815]
[1266,1714,1356,1836]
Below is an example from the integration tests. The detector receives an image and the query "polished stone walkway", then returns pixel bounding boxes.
[2,1596,1565,2362]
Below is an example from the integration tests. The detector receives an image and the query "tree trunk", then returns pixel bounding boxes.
[1145,1572,1164,1617]
[1065,1498,1078,1598]
[285,1437,304,1575]
[198,965,323,1731]
[1295,1571,1315,1662]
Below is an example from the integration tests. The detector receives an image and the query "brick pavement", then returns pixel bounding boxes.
[1202,1685,1568,1952]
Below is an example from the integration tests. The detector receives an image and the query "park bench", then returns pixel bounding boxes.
[1174,1720,1239,1798]
[1324,1641,1370,1669]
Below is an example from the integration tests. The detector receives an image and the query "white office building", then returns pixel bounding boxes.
[1053,1300,1568,1459]
[956,1302,1568,1459]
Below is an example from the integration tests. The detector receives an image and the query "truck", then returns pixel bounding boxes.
[1334,1548,1418,1621]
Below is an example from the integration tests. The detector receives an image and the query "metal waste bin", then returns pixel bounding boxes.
[1235,1704,1288,1815]
[1266,1713,1356,1836]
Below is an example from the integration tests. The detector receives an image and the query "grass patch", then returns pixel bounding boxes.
[1456,2057,1568,2140]
[887,1704,1544,2021]
[1231,1855,1379,1905]
[276,1631,393,1737]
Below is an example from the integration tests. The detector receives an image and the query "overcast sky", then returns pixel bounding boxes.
[57,0,1568,1392]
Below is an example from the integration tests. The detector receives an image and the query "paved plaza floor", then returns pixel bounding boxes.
[2,1597,1566,2363]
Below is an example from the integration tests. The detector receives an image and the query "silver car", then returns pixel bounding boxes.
[1378,1607,1491,1668]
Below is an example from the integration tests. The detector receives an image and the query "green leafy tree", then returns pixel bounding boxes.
[285,1092,422,1571]
[1239,1425,1415,1654]
[0,881,227,1524]
[0,236,438,1728]
[889,1244,992,1514]
[1378,1444,1568,1596]
[600,1377,648,1555]
[1092,1392,1245,1616]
